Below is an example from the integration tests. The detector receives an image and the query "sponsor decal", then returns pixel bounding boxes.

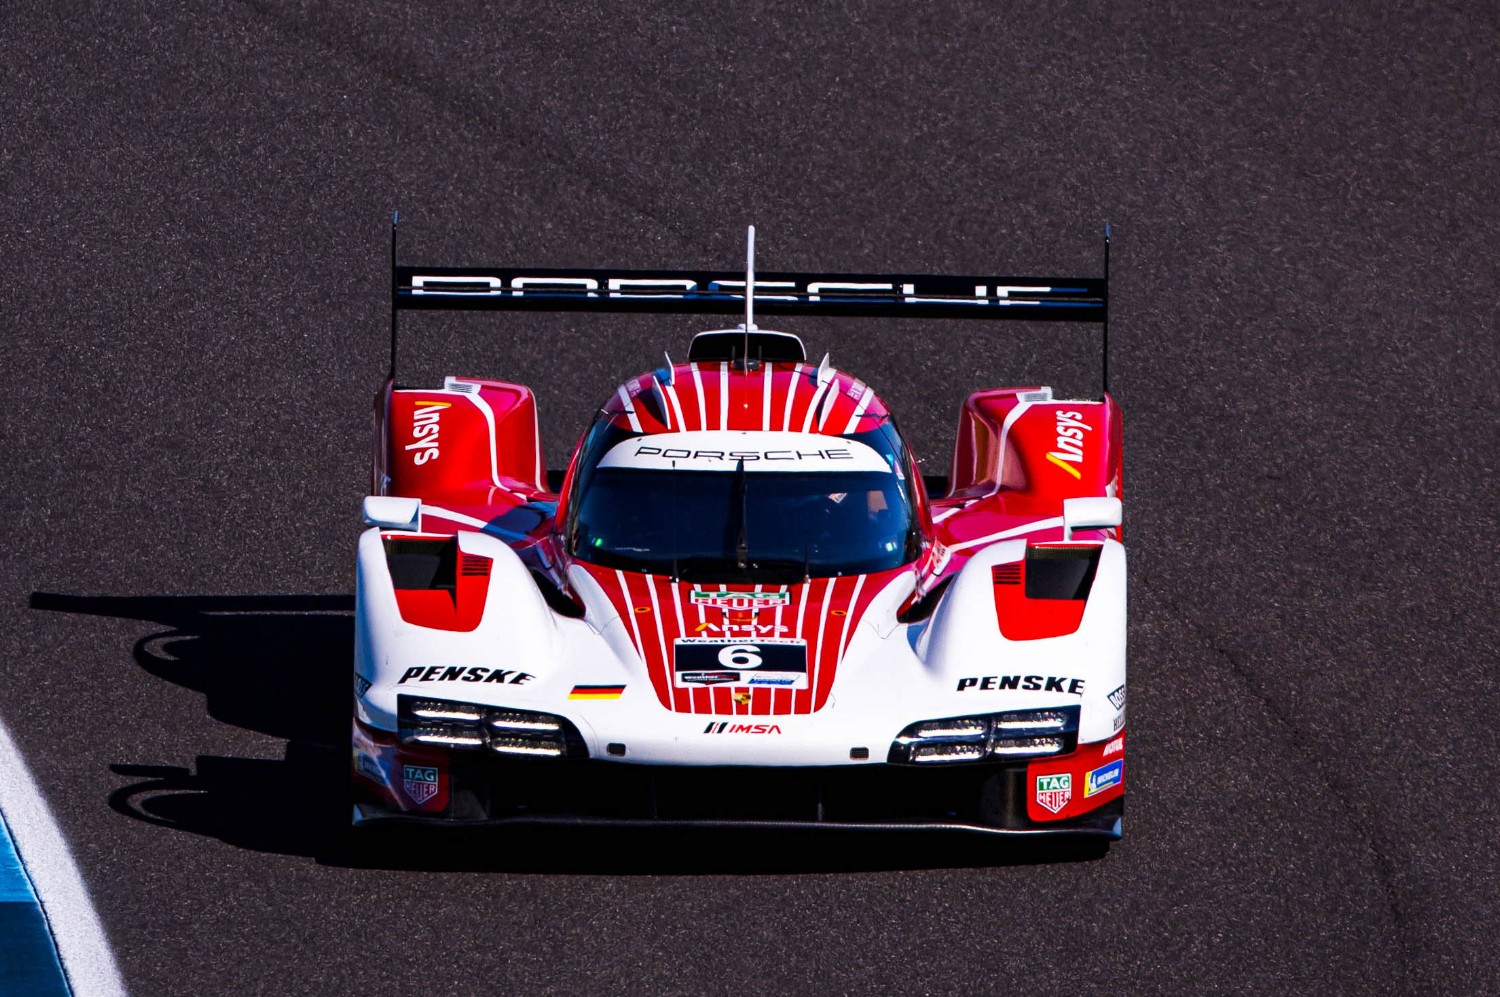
[747,676,796,686]
[410,273,1055,307]
[1101,736,1124,757]
[679,671,741,686]
[1085,759,1123,797]
[598,431,890,473]
[703,722,782,734]
[568,684,625,700]
[1035,773,1072,814]
[956,675,1085,695]
[355,751,389,788]
[929,541,953,575]
[693,621,790,635]
[1112,712,1125,731]
[354,673,372,697]
[397,666,535,685]
[1045,409,1092,480]
[674,639,808,690]
[633,444,854,462]
[691,589,791,610]
[406,400,449,466]
[1107,683,1127,710]
[402,765,440,805]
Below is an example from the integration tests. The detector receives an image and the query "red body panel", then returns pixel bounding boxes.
[352,720,451,814]
[390,547,493,632]
[927,389,1124,589]
[369,360,1121,689]
[380,378,547,505]
[1025,728,1126,822]
[575,563,903,715]
[600,362,890,436]
[991,559,1087,640]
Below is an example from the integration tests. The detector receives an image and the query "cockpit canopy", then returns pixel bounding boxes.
[568,425,921,582]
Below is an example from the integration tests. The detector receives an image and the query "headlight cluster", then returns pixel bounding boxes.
[397,694,586,758]
[887,706,1079,764]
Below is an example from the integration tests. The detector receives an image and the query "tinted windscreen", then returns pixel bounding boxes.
[571,468,918,580]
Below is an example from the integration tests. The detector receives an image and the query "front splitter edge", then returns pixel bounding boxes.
[351,803,1122,839]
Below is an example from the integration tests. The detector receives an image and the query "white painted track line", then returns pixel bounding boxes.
[0,715,127,996]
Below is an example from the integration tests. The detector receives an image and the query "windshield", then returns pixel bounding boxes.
[571,466,919,580]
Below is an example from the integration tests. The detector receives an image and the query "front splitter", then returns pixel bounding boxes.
[352,802,1122,839]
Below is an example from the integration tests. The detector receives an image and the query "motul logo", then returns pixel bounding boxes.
[1046,409,1091,480]
[406,400,448,466]
[703,722,782,734]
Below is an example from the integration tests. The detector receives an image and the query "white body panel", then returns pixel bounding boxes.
[355,527,1127,766]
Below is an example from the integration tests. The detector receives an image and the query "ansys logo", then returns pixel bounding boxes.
[407,400,449,465]
[1046,409,1091,479]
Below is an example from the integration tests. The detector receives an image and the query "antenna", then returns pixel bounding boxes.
[742,224,756,366]
[389,210,400,381]
[1102,221,1111,396]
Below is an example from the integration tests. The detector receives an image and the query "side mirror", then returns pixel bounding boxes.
[1062,497,1121,541]
[362,496,421,531]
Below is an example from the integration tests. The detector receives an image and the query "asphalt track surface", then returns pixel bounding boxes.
[4,2,1498,994]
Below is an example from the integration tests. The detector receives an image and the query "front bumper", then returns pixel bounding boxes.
[353,720,1124,838]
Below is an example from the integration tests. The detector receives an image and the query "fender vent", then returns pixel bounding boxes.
[1023,546,1101,601]
[460,554,491,577]
[991,564,1022,586]
[384,537,457,590]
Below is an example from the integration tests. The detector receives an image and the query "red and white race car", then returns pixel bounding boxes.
[351,225,1126,839]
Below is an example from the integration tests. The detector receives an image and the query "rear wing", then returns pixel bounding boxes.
[388,216,1113,390]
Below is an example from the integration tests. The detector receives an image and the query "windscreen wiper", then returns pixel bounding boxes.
[734,458,750,571]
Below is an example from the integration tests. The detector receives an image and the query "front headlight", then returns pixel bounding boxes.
[887,706,1079,764]
[398,695,586,758]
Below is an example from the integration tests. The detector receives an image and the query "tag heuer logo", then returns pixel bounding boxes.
[402,765,440,805]
[1035,773,1072,814]
[690,589,789,610]
[1107,683,1126,710]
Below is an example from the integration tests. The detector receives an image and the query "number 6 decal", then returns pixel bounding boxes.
[717,644,762,669]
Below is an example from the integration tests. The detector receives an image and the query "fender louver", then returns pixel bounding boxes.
[991,564,1022,586]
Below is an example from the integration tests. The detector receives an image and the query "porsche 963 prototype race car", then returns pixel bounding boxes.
[352,225,1127,839]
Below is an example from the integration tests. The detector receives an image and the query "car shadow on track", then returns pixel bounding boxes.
[33,592,1110,873]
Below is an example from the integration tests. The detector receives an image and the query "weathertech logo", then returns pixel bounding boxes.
[407,400,448,465]
[703,722,782,734]
[1046,409,1091,479]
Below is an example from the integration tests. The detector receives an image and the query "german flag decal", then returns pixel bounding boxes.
[569,685,625,700]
